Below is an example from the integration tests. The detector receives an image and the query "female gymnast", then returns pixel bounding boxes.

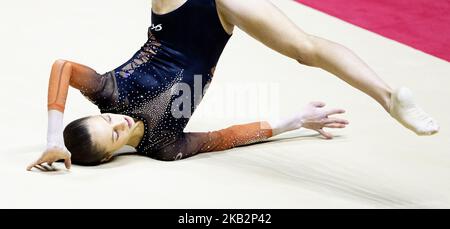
[27,0,439,171]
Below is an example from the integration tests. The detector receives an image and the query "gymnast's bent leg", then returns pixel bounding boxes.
[216,0,439,136]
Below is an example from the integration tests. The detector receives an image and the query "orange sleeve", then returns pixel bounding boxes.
[47,60,103,112]
[151,121,273,161]
[198,121,273,153]
[47,61,72,112]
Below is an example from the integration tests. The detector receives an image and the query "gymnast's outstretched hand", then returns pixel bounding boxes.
[299,101,349,139]
[270,101,349,139]
[26,147,71,171]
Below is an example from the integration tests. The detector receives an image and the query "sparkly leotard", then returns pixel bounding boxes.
[84,0,273,160]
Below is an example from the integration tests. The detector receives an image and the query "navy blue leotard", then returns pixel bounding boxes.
[84,0,273,160]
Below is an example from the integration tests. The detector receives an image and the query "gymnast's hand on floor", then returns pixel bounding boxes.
[269,101,348,138]
[26,147,71,171]
[299,101,349,139]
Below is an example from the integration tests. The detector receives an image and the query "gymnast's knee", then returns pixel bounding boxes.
[294,36,319,67]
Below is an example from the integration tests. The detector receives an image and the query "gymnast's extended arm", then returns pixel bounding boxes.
[151,102,349,161]
[27,60,103,171]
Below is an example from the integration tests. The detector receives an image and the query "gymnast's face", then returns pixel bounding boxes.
[85,113,138,161]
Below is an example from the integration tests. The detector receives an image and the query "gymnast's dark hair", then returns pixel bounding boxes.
[63,117,107,166]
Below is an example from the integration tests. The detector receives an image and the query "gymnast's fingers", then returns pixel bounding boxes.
[324,123,347,128]
[64,158,72,170]
[26,157,45,171]
[26,163,35,171]
[33,164,48,172]
[40,164,55,172]
[324,117,349,125]
[317,129,333,139]
[326,108,346,116]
